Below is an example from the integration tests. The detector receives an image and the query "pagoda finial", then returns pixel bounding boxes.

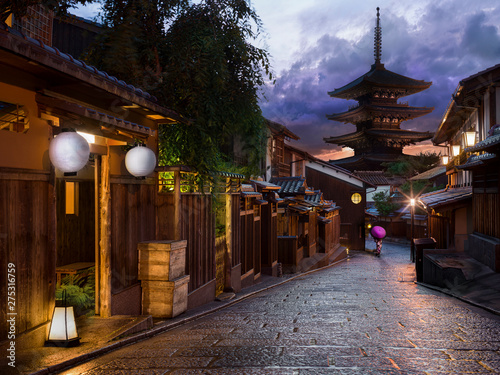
[374,7,382,65]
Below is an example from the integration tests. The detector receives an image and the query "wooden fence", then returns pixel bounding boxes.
[0,168,55,341]
[473,194,500,238]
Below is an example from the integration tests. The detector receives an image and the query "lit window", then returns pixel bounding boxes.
[65,181,79,215]
[351,193,362,204]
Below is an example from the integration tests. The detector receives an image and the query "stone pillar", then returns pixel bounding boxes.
[138,240,190,318]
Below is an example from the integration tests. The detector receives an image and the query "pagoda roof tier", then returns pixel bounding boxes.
[324,128,433,146]
[327,103,434,124]
[329,154,402,172]
[328,63,432,100]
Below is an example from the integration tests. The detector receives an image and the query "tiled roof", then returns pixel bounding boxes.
[0,23,157,102]
[410,166,446,181]
[328,64,431,99]
[419,187,472,209]
[250,180,281,192]
[354,171,395,185]
[241,184,262,199]
[457,152,497,170]
[269,176,313,195]
[265,119,300,140]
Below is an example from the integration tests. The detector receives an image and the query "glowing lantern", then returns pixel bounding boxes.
[125,144,156,177]
[46,291,80,347]
[451,145,461,157]
[49,129,90,174]
[464,131,476,147]
[441,155,449,165]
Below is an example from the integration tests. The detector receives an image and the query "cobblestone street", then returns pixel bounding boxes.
[60,241,500,374]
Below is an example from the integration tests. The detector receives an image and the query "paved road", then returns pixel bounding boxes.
[60,241,500,374]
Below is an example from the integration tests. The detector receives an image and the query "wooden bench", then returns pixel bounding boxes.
[56,262,94,285]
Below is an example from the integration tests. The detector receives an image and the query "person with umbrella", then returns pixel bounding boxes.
[370,226,386,257]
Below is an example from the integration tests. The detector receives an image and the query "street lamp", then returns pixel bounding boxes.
[410,196,415,262]
[451,144,461,157]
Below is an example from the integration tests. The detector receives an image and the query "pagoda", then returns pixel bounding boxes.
[324,7,434,171]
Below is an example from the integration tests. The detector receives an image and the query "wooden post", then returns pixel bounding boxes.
[224,178,234,292]
[94,155,101,315]
[99,151,112,317]
[47,128,57,318]
[173,170,181,240]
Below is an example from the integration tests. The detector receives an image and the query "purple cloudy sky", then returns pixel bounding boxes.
[75,0,500,161]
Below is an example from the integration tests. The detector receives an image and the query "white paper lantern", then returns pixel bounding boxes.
[49,130,90,174]
[125,144,156,177]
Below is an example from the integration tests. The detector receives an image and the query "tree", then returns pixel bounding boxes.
[84,0,272,179]
[372,191,399,217]
[382,152,440,178]
[158,0,271,178]
[84,0,188,91]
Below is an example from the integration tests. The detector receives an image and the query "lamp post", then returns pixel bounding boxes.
[410,180,416,262]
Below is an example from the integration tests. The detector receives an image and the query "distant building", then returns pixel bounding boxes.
[325,8,434,171]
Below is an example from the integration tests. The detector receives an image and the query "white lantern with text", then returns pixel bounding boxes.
[125,144,157,177]
[49,130,90,175]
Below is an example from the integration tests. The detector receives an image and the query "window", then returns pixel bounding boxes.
[65,181,79,215]
[351,193,362,204]
[0,101,29,133]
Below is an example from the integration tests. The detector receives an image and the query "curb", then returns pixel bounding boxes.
[415,281,500,317]
[30,256,350,374]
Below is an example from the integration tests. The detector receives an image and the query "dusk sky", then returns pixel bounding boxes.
[75,0,500,161]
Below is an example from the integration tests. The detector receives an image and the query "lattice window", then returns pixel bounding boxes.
[13,4,53,46]
[0,101,29,133]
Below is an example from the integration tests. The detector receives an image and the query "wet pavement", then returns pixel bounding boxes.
[51,241,500,374]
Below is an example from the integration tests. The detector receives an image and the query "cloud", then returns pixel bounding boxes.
[259,0,500,159]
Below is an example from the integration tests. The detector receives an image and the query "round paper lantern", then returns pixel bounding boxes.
[370,226,386,239]
[125,144,156,177]
[49,130,90,174]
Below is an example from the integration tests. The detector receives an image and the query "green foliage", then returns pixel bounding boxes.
[399,179,443,197]
[382,152,440,178]
[158,0,270,177]
[55,267,95,316]
[84,0,271,179]
[372,191,399,217]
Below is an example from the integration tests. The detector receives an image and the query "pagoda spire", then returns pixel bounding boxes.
[374,7,382,65]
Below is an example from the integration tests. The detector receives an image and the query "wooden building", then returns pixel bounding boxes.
[0,19,184,348]
[420,63,500,270]
[284,144,373,250]
[324,8,434,171]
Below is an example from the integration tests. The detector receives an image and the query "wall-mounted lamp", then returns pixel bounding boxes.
[125,144,157,177]
[441,155,449,165]
[46,290,80,347]
[464,131,476,147]
[49,129,90,175]
[451,145,461,157]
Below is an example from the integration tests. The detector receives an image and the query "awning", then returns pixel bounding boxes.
[419,186,472,210]
[36,93,155,139]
